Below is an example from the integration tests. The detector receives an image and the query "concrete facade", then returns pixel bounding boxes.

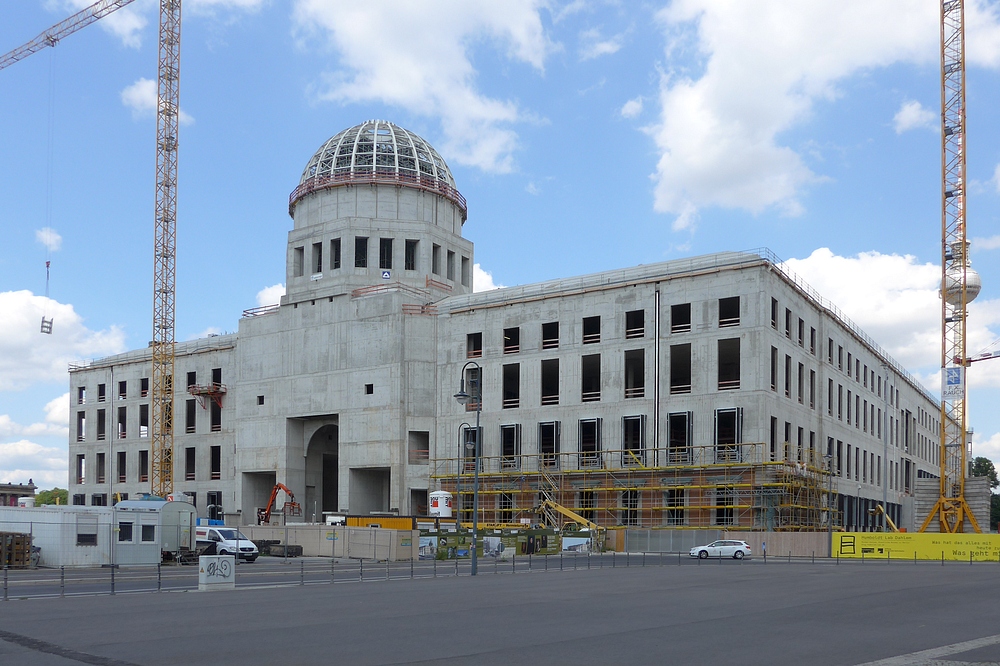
[66,120,971,531]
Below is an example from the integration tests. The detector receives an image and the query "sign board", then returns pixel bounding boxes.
[381,270,391,279]
[833,532,1000,561]
[942,366,964,400]
[198,555,236,591]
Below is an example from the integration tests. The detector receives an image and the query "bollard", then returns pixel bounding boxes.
[3,565,7,602]
[812,551,815,565]
[60,566,65,598]
[836,552,839,565]
[529,553,532,572]
[574,554,578,570]
[455,557,459,577]
[942,551,944,566]
[495,556,497,575]
[360,559,364,582]
[410,558,414,579]
[887,551,891,565]
[862,551,865,564]
[588,553,591,570]
[433,557,436,578]
[560,552,563,571]
[627,551,631,568]
[678,551,681,566]
[613,552,616,568]
[787,551,791,564]
[386,558,390,581]
[545,553,548,571]
[157,562,162,592]
[512,552,515,574]
[110,566,116,596]
[642,552,646,568]
[332,558,336,584]
[301,559,305,586]
[915,552,917,565]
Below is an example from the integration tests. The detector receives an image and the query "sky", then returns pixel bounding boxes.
[2,0,1000,490]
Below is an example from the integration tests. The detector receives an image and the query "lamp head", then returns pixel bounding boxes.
[454,379,470,405]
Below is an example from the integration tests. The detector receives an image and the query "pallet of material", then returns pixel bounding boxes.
[0,532,31,568]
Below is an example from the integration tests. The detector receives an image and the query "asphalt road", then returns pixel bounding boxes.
[1,559,999,665]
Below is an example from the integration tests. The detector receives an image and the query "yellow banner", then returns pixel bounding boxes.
[834,532,1000,561]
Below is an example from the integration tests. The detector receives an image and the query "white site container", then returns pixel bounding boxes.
[429,491,453,518]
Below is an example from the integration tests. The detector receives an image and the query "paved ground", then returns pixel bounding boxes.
[1,559,999,665]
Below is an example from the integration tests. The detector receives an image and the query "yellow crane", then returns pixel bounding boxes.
[2,0,181,497]
[920,0,982,533]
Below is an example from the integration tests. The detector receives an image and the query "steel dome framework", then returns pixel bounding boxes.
[288,120,467,219]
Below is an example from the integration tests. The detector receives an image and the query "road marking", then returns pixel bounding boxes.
[0,629,141,666]
[856,634,1000,666]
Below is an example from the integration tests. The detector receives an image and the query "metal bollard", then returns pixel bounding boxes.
[942,551,945,566]
[678,551,681,566]
[528,553,532,572]
[495,556,498,574]
[788,551,791,564]
[560,552,563,571]
[360,559,364,582]
[60,566,65,598]
[455,557,459,577]
[574,554,578,570]
[110,566,116,596]
[862,551,865,564]
[410,558,414,579]
[812,551,815,565]
[545,554,548,571]
[613,551,616,568]
[157,562,162,592]
[332,558,336,584]
[642,552,646,568]
[627,551,631,567]
[386,558,390,581]
[3,565,7,602]
[588,553,591,570]
[301,559,305,586]
[433,557,436,578]
[512,552,515,574]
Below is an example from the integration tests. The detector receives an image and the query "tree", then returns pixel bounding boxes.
[970,457,999,490]
[35,487,68,506]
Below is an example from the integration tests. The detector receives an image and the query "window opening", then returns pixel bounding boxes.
[625,310,644,338]
[539,421,560,468]
[577,490,596,523]
[719,297,740,327]
[624,349,644,398]
[620,490,639,526]
[96,409,106,441]
[770,347,778,391]
[668,412,692,463]
[461,256,470,287]
[665,489,685,526]
[581,354,601,402]
[714,407,743,462]
[185,399,196,434]
[139,450,149,483]
[500,424,521,469]
[784,308,792,338]
[331,238,341,270]
[447,250,455,281]
[670,344,691,394]
[312,242,323,274]
[432,244,441,275]
[622,415,646,466]
[355,237,368,268]
[503,327,520,354]
[502,363,520,409]
[98,383,106,402]
[78,386,86,404]
[118,381,127,400]
[76,515,98,546]
[118,521,133,542]
[798,318,804,347]
[717,338,740,390]
[540,359,559,406]
[671,303,691,333]
[404,239,417,271]
[466,332,483,358]
[140,377,149,397]
[211,445,221,480]
[293,246,304,277]
[117,451,126,484]
[96,452,106,483]
[541,322,559,349]
[770,298,778,328]
[185,447,196,481]
[139,403,149,437]
[579,418,601,467]
[75,454,85,484]
[582,316,600,344]
[379,238,393,270]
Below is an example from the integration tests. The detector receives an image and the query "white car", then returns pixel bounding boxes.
[689,540,751,560]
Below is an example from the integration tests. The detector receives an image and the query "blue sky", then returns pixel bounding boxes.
[2,0,1000,489]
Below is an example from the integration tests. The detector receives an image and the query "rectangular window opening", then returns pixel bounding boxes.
[582,316,600,344]
[671,303,691,334]
[185,447,196,481]
[670,344,691,395]
[211,445,221,480]
[447,250,455,281]
[624,349,645,398]
[579,418,601,467]
[503,326,520,354]
[466,332,483,359]
[581,354,601,402]
[312,241,323,275]
[355,237,368,268]
[622,415,646,466]
[185,398,196,434]
[718,338,740,390]
[500,424,521,469]
[139,450,149,483]
[539,421,560,469]
[625,309,644,338]
[331,238,341,270]
[668,412,692,463]
[293,246,304,277]
[96,409,106,441]
[502,363,520,409]
[461,256,470,287]
[719,297,740,327]
[404,239,417,271]
[541,321,559,349]
[117,450,126,484]
[432,244,441,275]
[379,237,392,270]
[715,408,743,462]
[540,359,559,406]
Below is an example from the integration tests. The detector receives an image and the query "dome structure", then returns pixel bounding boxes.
[289,120,466,219]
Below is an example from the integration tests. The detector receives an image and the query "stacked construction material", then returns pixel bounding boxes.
[0,532,32,568]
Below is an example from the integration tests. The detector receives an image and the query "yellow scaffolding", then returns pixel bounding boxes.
[431,442,836,531]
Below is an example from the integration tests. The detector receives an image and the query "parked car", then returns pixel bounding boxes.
[689,540,751,560]
[195,526,259,562]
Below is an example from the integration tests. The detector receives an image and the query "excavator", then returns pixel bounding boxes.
[257,483,303,525]
[868,504,900,533]
[534,500,606,551]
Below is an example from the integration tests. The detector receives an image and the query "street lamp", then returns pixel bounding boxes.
[454,361,481,576]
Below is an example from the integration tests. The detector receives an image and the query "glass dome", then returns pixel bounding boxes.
[290,120,466,219]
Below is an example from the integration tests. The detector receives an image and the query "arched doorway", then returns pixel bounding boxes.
[305,424,338,518]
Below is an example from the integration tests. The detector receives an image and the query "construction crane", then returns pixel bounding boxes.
[920,0,983,534]
[2,0,181,498]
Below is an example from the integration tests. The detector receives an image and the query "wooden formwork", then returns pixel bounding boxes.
[0,532,32,568]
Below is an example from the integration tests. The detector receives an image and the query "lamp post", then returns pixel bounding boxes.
[454,361,481,576]
[456,421,472,531]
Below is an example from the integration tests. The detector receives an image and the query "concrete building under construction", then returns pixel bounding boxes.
[66,120,958,531]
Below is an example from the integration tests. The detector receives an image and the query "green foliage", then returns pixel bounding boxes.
[35,487,68,506]
[970,457,999,490]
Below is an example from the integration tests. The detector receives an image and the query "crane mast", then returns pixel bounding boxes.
[150,0,181,498]
[1,0,180,498]
[920,0,982,533]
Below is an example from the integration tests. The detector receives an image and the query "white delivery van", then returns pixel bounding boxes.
[195,526,259,562]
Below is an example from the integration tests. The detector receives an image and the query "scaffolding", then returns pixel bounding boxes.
[431,442,837,532]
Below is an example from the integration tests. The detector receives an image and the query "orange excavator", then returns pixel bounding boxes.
[257,483,303,525]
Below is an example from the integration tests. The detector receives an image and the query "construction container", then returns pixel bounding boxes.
[0,532,32,568]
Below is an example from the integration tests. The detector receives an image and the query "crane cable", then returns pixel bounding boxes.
[40,49,56,335]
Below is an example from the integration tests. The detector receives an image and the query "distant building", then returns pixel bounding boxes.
[67,120,966,531]
[1,480,36,507]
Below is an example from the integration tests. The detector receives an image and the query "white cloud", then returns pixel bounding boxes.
[256,283,285,307]
[971,430,1000,479]
[0,394,68,439]
[893,100,936,134]
[473,264,504,292]
[648,1,1000,224]
[0,290,125,391]
[784,248,1000,393]
[120,78,194,125]
[525,182,541,195]
[57,0,149,48]
[620,96,643,119]
[579,27,624,60]
[974,234,1000,251]
[993,163,1000,193]
[0,439,67,488]
[292,0,551,173]
[35,227,62,253]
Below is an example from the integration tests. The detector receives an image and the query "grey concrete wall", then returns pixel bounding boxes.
[237,524,417,560]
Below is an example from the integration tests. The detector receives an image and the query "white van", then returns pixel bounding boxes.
[195,526,259,562]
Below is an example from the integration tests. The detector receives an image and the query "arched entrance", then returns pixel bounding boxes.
[305,424,339,519]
